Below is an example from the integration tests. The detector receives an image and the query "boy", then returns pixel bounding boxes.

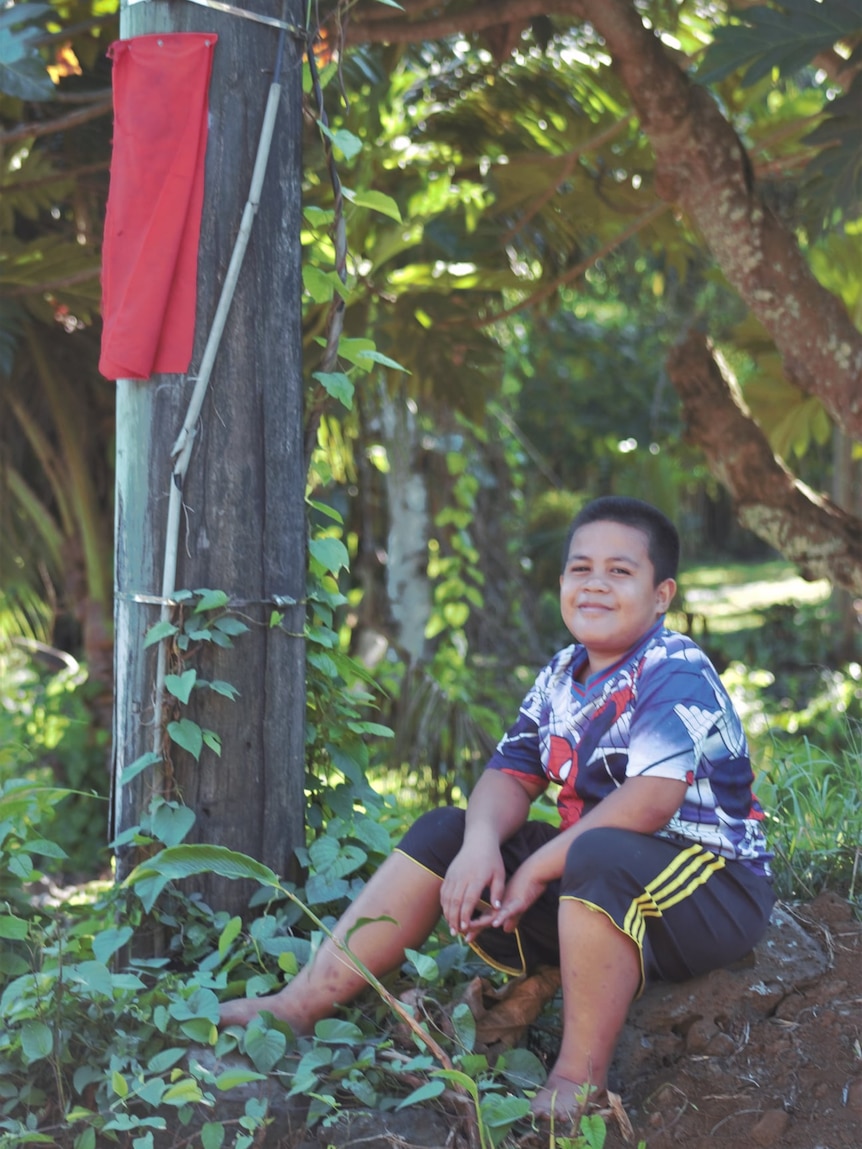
[220,496,774,1120]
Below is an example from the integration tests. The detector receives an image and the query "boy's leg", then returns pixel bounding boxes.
[530,899,640,1118]
[532,826,774,1121]
[219,850,444,1031]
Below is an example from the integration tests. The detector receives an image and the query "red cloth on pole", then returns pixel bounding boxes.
[99,33,217,380]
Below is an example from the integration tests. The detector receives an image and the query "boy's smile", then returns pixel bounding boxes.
[560,520,676,676]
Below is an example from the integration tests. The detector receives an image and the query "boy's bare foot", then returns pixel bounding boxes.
[530,1073,605,1124]
[218,991,309,1032]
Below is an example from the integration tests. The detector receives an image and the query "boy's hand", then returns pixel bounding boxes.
[489,860,548,933]
[440,833,506,940]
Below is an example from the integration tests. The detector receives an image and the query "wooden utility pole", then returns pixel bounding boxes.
[111,0,307,918]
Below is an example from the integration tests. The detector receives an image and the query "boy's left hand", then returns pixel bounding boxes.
[487,862,548,933]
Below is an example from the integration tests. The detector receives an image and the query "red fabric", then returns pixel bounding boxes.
[99,33,217,380]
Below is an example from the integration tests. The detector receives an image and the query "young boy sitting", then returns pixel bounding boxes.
[220,496,774,1120]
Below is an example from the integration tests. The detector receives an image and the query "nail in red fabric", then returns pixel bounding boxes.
[99,33,218,380]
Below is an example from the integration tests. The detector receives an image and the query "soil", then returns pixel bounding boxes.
[599,890,862,1149]
[286,890,862,1149]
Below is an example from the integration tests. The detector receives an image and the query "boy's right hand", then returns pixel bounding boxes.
[440,832,506,942]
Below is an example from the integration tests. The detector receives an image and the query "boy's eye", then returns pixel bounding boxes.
[611,567,633,576]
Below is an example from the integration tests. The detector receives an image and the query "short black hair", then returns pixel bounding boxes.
[561,496,680,584]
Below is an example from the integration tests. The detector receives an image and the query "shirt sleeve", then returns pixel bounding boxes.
[483,660,554,795]
[625,644,740,783]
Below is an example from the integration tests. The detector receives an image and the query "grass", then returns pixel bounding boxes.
[676,560,831,635]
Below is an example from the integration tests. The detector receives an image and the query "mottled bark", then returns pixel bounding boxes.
[346,0,862,442]
[667,330,862,596]
[343,0,862,589]
[576,0,862,439]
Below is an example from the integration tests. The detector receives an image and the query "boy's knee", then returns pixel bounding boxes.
[396,806,466,877]
[562,827,628,892]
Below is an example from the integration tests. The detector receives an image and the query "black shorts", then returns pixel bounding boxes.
[396,806,775,994]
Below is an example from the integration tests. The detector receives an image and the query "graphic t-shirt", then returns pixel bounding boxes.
[487,621,772,875]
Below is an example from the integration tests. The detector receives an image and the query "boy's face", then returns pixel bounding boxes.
[560,519,676,675]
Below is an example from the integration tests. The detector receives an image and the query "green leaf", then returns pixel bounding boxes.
[193,588,230,612]
[74,1127,97,1149]
[309,536,350,575]
[124,844,280,890]
[165,669,198,704]
[314,1018,364,1044]
[244,1021,288,1072]
[451,1001,476,1052]
[329,336,376,367]
[479,1093,532,1136]
[10,852,35,879]
[213,615,250,636]
[67,960,114,998]
[111,1069,129,1098]
[201,1123,226,1149]
[395,1078,446,1109]
[92,926,134,964]
[404,948,439,983]
[218,915,243,958]
[146,1047,187,1074]
[21,1019,53,1063]
[355,348,410,373]
[208,679,240,700]
[167,718,204,761]
[698,1,862,87]
[313,371,354,409]
[0,913,29,940]
[303,265,350,303]
[214,1069,268,1090]
[162,1079,205,1106]
[317,122,362,159]
[144,620,178,648]
[150,802,196,847]
[121,751,162,786]
[341,187,402,222]
[0,11,54,102]
[496,1046,546,1088]
[202,729,222,756]
[432,1067,479,1103]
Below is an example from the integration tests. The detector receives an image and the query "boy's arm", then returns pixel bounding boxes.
[485,775,687,933]
[440,769,544,939]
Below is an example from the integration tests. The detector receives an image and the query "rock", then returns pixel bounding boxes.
[750,1107,790,1146]
[684,1018,718,1053]
[610,902,831,1088]
[846,1076,862,1113]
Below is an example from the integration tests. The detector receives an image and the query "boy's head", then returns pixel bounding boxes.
[561,496,680,586]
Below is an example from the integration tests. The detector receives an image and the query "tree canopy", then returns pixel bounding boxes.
[3,0,862,661]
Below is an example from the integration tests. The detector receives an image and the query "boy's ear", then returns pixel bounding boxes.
[655,577,676,613]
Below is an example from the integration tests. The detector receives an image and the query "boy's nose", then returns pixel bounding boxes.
[583,575,609,592]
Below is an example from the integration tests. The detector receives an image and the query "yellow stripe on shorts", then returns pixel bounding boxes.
[623,843,726,948]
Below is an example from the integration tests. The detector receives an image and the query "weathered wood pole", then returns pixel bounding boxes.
[111,0,306,918]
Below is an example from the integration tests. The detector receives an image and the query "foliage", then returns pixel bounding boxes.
[0,643,108,874]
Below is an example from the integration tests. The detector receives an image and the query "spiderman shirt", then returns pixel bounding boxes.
[487,620,772,877]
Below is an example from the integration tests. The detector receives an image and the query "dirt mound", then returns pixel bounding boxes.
[308,892,862,1149]
[200,892,862,1148]
[605,891,862,1149]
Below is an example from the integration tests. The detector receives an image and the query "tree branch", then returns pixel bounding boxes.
[343,0,585,46]
[578,0,862,442]
[344,0,862,443]
[0,96,113,146]
[667,329,862,596]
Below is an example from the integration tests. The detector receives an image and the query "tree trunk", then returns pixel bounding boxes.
[380,383,432,662]
[667,329,862,596]
[112,0,307,919]
[830,429,860,661]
